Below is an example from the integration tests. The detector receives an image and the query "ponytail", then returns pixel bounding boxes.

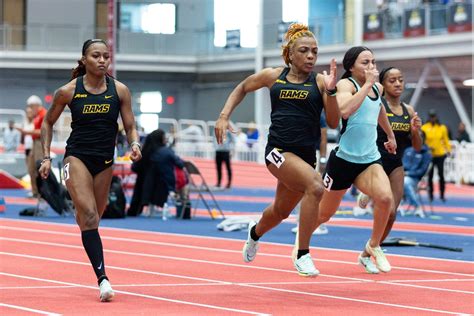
[70,60,86,81]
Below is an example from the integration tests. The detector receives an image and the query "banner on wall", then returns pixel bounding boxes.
[225,30,241,49]
[403,8,426,37]
[363,13,384,40]
[448,3,472,33]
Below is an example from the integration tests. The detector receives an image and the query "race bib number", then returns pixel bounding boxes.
[63,163,70,181]
[322,173,333,191]
[266,148,285,168]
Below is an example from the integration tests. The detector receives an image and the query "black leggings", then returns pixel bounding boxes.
[428,155,447,200]
[215,151,232,187]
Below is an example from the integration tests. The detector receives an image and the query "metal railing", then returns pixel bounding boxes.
[1,109,472,184]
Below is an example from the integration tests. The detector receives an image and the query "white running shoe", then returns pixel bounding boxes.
[291,225,329,235]
[99,279,114,302]
[358,254,380,274]
[242,221,259,263]
[365,240,391,273]
[357,193,371,209]
[293,253,319,277]
[314,224,329,235]
[414,207,426,218]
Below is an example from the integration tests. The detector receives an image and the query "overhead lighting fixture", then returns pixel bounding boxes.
[463,79,474,86]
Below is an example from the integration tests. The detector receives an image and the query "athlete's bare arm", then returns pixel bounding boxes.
[215,67,282,144]
[38,81,75,179]
[116,80,141,162]
[405,104,422,151]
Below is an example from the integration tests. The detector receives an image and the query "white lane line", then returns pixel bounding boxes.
[0,272,269,316]
[0,252,465,315]
[0,303,61,315]
[0,251,472,315]
[237,283,471,315]
[1,226,473,277]
[0,285,75,290]
[0,251,231,285]
[2,220,473,264]
[2,237,473,294]
[388,278,474,283]
[377,280,474,295]
[2,278,472,291]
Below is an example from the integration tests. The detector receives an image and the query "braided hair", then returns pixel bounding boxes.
[281,23,316,66]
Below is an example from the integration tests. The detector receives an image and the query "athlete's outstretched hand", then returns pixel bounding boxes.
[38,160,51,180]
[215,114,234,145]
[130,144,142,162]
[322,58,337,90]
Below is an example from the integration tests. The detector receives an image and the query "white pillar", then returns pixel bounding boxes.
[254,0,266,127]
[353,0,363,46]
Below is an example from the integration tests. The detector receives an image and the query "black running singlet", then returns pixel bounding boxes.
[376,98,412,160]
[65,76,120,159]
[268,68,324,147]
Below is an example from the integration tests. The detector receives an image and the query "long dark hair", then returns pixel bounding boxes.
[341,46,372,79]
[70,39,109,80]
[142,129,166,159]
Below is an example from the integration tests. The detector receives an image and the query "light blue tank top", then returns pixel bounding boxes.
[336,77,381,163]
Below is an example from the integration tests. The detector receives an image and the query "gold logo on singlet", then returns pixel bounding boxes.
[83,104,110,114]
[279,89,309,99]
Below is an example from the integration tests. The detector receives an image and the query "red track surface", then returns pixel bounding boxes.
[1,218,473,315]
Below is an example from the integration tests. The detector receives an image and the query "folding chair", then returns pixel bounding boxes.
[415,169,434,215]
[183,160,225,219]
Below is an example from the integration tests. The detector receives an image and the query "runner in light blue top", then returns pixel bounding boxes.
[336,77,382,163]
[306,46,397,275]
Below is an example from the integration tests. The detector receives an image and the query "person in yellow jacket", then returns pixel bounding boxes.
[421,109,451,202]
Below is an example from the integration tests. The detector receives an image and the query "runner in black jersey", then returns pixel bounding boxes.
[215,23,340,277]
[356,67,422,273]
[39,39,142,301]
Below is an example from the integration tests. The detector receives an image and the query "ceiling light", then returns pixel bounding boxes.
[463,79,474,86]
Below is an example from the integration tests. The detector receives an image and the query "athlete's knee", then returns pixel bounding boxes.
[305,180,324,201]
[79,209,100,229]
[374,193,393,211]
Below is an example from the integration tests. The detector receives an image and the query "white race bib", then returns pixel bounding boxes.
[322,173,333,191]
[266,148,285,168]
[63,163,70,181]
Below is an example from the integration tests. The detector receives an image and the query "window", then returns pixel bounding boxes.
[214,0,258,47]
[282,0,308,24]
[120,3,176,34]
[139,91,162,113]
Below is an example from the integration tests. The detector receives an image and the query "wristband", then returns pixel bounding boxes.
[41,157,52,164]
[130,141,142,150]
[325,87,337,96]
